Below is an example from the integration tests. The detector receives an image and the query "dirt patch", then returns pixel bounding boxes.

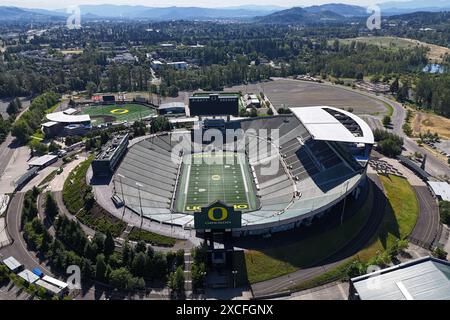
[340,36,450,63]
[412,111,450,139]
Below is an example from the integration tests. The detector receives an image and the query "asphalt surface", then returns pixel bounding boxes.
[251,174,386,297]
[409,185,440,248]
[0,192,54,275]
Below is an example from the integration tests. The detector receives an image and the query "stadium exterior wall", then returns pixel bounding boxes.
[231,171,367,236]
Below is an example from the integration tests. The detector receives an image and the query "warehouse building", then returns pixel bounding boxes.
[28,154,58,169]
[92,133,129,177]
[350,256,450,300]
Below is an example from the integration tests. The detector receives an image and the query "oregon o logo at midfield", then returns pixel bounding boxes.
[110,108,129,115]
[208,207,228,221]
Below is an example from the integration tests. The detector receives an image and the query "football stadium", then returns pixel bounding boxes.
[112,105,375,236]
[81,103,156,124]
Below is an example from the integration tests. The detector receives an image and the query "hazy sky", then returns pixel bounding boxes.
[2,0,398,10]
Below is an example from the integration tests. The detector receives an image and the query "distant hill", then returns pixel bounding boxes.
[254,6,344,24]
[61,5,281,20]
[0,6,64,22]
[304,3,368,17]
[379,0,450,15]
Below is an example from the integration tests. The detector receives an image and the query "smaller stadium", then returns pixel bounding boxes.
[80,103,156,124]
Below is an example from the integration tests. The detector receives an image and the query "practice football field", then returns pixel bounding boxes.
[81,103,156,124]
[175,152,258,213]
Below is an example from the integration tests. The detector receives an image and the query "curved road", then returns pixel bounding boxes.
[325,81,450,177]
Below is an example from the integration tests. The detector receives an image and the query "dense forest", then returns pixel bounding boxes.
[0,19,448,117]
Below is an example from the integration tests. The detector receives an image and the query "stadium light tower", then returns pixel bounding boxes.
[136,182,144,228]
[232,270,238,289]
[117,173,126,219]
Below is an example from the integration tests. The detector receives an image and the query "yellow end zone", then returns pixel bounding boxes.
[186,204,248,211]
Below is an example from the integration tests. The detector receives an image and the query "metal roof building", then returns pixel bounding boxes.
[2,256,23,273]
[46,111,90,124]
[350,256,450,300]
[18,269,40,284]
[428,181,450,202]
[28,154,58,168]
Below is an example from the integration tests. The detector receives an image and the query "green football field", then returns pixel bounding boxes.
[175,152,258,213]
[81,103,156,124]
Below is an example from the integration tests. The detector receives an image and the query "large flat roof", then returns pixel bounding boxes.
[290,106,374,144]
[28,154,58,167]
[352,256,450,300]
[46,111,90,123]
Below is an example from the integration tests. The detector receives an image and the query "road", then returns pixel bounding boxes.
[328,82,450,177]
[251,174,386,297]
[409,186,440,248]
[0,192,54,275]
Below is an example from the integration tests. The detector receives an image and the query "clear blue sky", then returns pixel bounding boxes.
[2,0,401,10]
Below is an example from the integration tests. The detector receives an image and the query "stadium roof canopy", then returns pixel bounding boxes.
[290,106,374,144]
[351,256,450,300]
[46,111,90,123]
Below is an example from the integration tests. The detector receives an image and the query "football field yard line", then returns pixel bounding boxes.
[239,154,250,206]
[183,163,191,210]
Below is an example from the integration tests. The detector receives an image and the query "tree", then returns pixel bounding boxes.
[390,78,399,94]
[104,230,115,257]
[121,241,133,268]
[44,192,59,220]
[168,266,185,293]
[131,252,146,277]
[95,254,107,282]
[382,115,391,127]
[109,267,133,290]
[135,240,146,253]
[6,99,19,116]
[397,81,410,102]
[48,141,61,153]
[85,82,97,97]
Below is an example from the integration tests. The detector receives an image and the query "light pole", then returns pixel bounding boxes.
[340,180,350,225]
[231,270,238,289]
[136,182,144,228]
[117,173,126,219]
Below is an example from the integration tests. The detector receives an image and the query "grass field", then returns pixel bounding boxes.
[81,103,156,124]
[356,174,419,261]
[175,152,257,213]
[339,36,450,62]
[245,174,419,285]
[245,182,374,284]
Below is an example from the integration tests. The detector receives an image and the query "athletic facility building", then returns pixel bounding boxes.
[350,256,450,300]
[43,108,92,137]
[112,106,374,236]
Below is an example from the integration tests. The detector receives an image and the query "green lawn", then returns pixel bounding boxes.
[81,103,156,124]
[175,152,257,213]
[356,174,419,261]
[127,228,177,247]
[287,174,419,292]
[245,182,374,284]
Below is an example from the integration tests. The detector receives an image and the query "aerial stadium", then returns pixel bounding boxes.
[110,103,375,237]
